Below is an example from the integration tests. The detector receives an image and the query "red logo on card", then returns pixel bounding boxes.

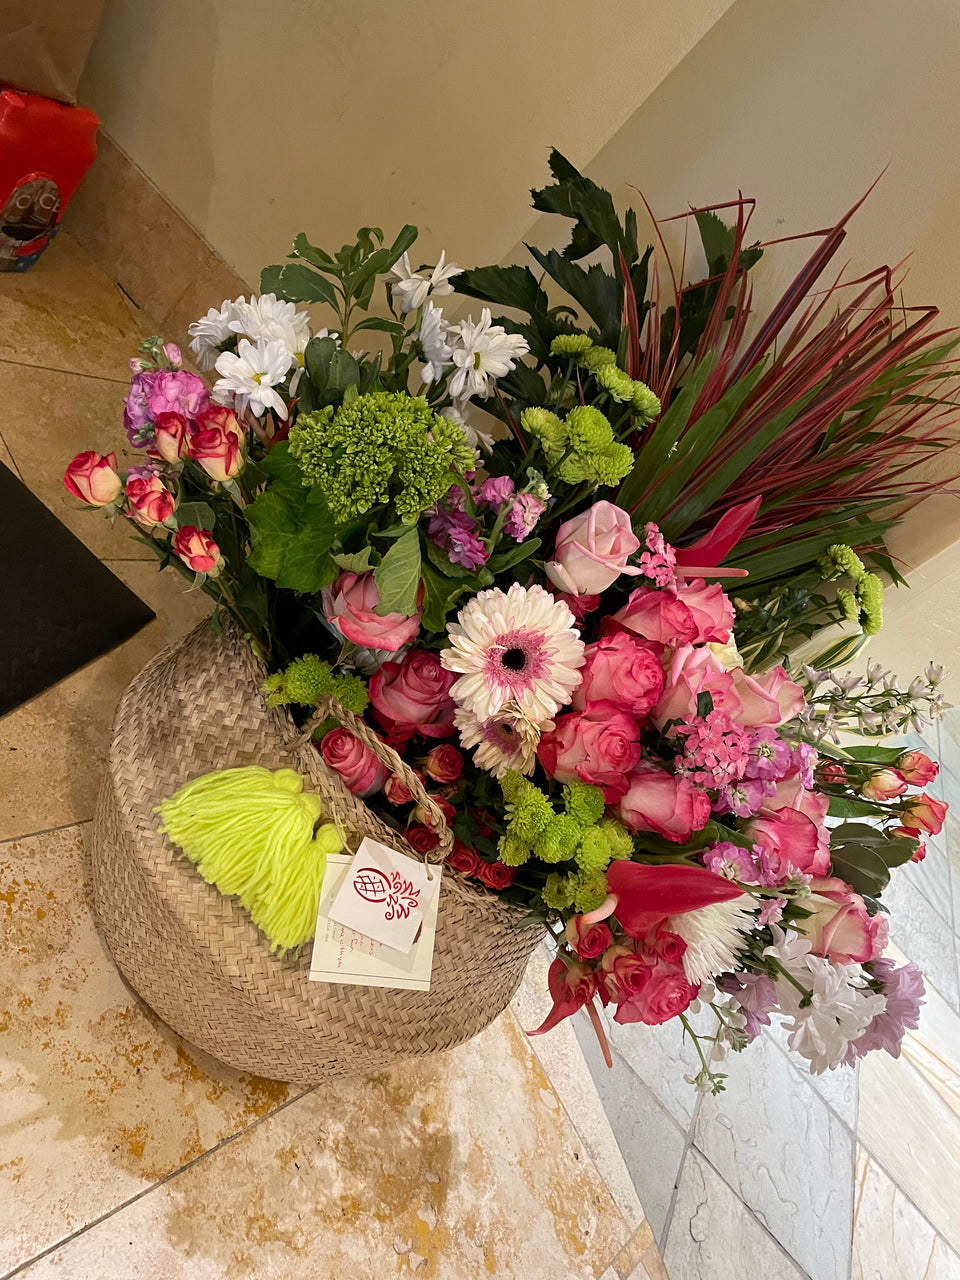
[354,867,421,920]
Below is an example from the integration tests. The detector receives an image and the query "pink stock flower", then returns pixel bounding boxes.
[718,971,778,1041]
[571,632,665,719]
[323,571,424,652]
[504,493,545,542]
[638,522,677,587]
[537,703,643,800]
[861,768,909,802]
[674,710,750,789]
[125,474,175,527]
[151,411,190,464]
[63,451,122,506]
[545,500,642,596]
[703,840,773,886]
[801,876,889,964]
[172,525,222,576]
[369,650,456,744]
[427,506,489,570]
[423,743,464,783]
[146,369,210,421]
[320,727,387,798]
[617,761,712,843]
[530,959,603,1035]
[477,475,515,508]
[899,792,948,836]
[565,916,613,960]
[896,751,939,786]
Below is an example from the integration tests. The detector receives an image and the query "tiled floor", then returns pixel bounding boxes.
[0,235,664,1280]
[577,723,960,1280]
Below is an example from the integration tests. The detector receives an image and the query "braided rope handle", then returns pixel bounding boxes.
[292,695,454,861]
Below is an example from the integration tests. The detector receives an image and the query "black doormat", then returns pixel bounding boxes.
[0,460,155,717]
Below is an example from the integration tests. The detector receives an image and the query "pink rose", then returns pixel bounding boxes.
[611,586,699,647]
[802,876,889,964]
[551,591,602,624]
[125,474,175,527]
[861,768,908,802]
[172,525,222,576]
[423,743,464,783]
[899,792,948,836]
[571,633,665,719]
[613,960,699,1025]
[146,369,210,421]
[600,945,653,1002]
[476,860,517,890]
[896,751,939,786]
[384,773,415,806]
[617,761,711,843]
[644,924,687,966]
[730,665,805,727]
[413,795,457,827]
[151,411,190,464]
[446,840,481,877]
[565,916,613,960]
[190,406,244,483]
[673,579,734,644]
[369,650,456,743]
[63,450,122,506]
[320,727,387,798]
[651,645,738,729]
[323,572,423,652]
[537,703,642,800]
[545,500,642,595]
[744,809,826,879]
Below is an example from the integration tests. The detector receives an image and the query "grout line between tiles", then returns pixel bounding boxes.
[0,818,94,846]
[0,356,132,386]
[0,1084,317,1280]
[855,1134,960,1256]
[658,1089,700,1252]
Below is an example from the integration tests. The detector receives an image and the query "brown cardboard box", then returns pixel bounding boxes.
[0,1,105,104]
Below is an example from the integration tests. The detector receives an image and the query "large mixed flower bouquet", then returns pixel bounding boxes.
[64,155,955,1089]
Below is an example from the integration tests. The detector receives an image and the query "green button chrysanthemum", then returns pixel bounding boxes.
[550,333,594,356]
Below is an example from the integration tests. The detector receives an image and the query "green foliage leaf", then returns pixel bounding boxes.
[290,232,336,269]
[841,745,907,763]
[486,538,541,574]
[531,148,635,262]
[525,246,620,345]
[373,528,422,616]
[331,545,380,573]
[419,561,462,633]
[455,264,550,316]
[350,315,406,336]
[175,500,215,531]
[245,444,337,592]
[303,335,338,391]
[259,262,338,308]
[827,796,883,819]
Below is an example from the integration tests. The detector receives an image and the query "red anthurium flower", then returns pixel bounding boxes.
[530,958,603,1036]
[605,861,743,939]
[673,495,760,579]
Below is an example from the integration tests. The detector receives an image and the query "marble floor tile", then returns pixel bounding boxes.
[882,866,959,1011]
[511,945,647,1232]
[1,431,20,476]
[572,1015,688,1244]
[0,361,155,562]
[936,715,960,787]
[853,1147,960,1280]
[0,232,145,381]
[14,1013,632,1280]
[901,831,953,927]
[662,1150,805,1280]
[0,822,299,1274]
[598,1006,704,1129]
[763,1017,860,1129]
[694,1025,855,1280]
[0,560,212,840]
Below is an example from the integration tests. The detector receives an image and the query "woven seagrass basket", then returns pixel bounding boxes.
[91,617,541,1082]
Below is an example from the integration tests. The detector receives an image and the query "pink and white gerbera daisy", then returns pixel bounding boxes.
[455,703,542,777]
[441,583,585,726]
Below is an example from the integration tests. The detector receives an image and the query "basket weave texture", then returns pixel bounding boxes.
[92,619,542,1083]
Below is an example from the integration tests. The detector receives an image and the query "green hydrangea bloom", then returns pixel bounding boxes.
[837,588,859,624]
[262,655,369,713]
[573,870,609,913]
[498,836,530,867]
[289,392,474,523]
[566,405,613,453]
[818,544,866,583]
[534,814,583,864]
[563,782,605,827]
[599,818,634,859]
[595,363,637,403]
[541,872,578,911]
[575,827,613,873]
[857,572,884,635]
[631,381,662,422]
[520,407,566,449]
[550,333,594,356]
[580,345,617,372]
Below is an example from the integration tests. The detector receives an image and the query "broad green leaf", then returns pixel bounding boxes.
[525,246,619,340]
[259,262,338,308]
[175,500,215,531]
[827,796,883,819]
[842,745,908,763]
[486,538,542,574]
[245,480,337,593]
[303,335,339,392]
[350,315,406,336]
[828,839,890,896]
[373,529,422,616]
[454,264,550,317]
[329,348,361,392]
[420,561,464,633]
[290,232,336,270]
[331,545,380,573]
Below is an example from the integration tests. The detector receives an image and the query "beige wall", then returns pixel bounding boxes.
[79,0,735,288]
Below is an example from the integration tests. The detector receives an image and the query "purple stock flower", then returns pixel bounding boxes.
[477,475,515,509]
[718,972,778,1042]
[792,742,818,789]
[146,369,209,421]
[703,839,765,883]
[743,727,793,781]
[843,959,925,1065]
[123,370,160,447]
[427,507,488,571]
[715,777,774,818]
[757,895,787,925]
[503,493,545,542]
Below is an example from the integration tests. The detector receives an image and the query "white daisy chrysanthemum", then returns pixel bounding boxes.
[229,293,312,354]
[388,250,462,314]
[419,301,453,384]
[213,337,295,419]
[455,703,542,777]
[441,583,584,726]
[440,401,496,454]
[187,297,243,370]
[448,308,530,401]
[670,895,755,986]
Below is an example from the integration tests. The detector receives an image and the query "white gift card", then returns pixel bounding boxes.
[325,836,439,954]
[309,853,441,991]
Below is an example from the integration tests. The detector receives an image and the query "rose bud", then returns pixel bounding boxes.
[125,474,175,527]
[405,823,440,855]
[162,342,182,367]
[475,860,517,890]
[899,792,948,836]
[190,418,244,483]
[897,751,939,787]
[152,411,190,463]
[861,768,908,802]
[383,773,415,806]
[413,795,457,827]
[172,525,223,576]
[63,451,122,506]
[565,915,613,960]
[911,841,927,863]
[423,744,464,784]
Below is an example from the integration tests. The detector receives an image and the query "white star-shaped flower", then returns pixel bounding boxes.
[388,250,462,314]
[448,308,529,401]
[213,337,295,419]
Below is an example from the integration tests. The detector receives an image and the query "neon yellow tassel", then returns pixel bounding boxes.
[157,765,343,954]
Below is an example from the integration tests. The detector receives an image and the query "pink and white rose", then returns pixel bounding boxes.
[151,411,190,464]
[802,876,889,964]
[545,501,642,596]
[320,727,387,797]
[172,525,222,576]
[323,571,423,652]
[125,474,175,526]
[896,751,939,786]
[63,450,122,506]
